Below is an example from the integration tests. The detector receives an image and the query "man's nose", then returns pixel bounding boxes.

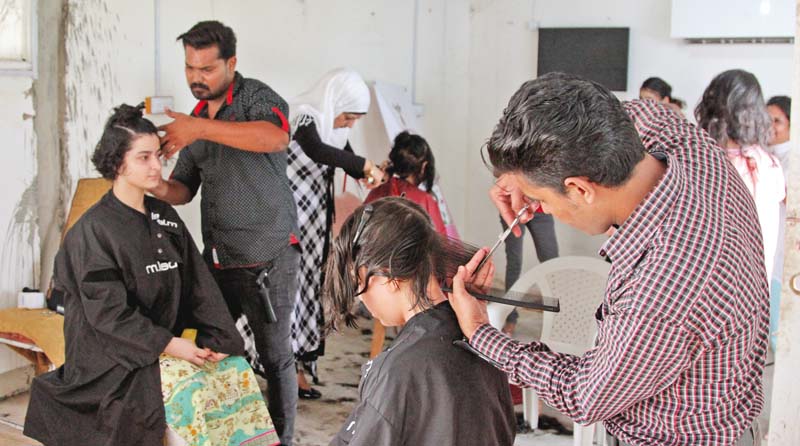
[187,70,201,84]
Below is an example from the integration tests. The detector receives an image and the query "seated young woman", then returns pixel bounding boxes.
[364,131,447,236]
[24,104,280,446]
[324,197,515,446]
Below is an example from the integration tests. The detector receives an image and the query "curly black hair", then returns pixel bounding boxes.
[91,103,159,180]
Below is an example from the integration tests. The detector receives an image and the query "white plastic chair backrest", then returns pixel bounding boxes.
[507,256,610,356]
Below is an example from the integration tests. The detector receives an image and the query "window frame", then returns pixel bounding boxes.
[0,0,38,78]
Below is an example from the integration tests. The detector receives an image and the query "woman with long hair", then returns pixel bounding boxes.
[695,69,786,283]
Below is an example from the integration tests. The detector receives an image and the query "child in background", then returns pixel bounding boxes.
[365,131,447,235]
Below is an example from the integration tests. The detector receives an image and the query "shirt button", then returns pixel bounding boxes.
[156,233,163,239]
[157,249,163,254]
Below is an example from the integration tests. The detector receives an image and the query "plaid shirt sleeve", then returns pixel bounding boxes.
[472,298,695,424]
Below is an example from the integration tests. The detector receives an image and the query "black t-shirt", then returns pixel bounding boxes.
[330,301,516,446]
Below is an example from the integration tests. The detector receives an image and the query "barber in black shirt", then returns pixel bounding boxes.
[149,21,300,446]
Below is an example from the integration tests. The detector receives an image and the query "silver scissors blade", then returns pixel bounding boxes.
[475,204,531,273]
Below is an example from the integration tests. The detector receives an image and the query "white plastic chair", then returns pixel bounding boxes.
[487,256,610,446]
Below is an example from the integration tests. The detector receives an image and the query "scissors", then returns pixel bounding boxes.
[475,203,531,273]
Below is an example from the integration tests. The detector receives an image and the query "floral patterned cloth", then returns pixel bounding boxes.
[160,355,279,446]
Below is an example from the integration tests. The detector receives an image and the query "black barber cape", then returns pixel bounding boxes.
[24,192,244,446]
[330,301,515,446]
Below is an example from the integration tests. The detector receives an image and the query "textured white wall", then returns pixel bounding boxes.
[0,75,38,373]
[62,0,155,195]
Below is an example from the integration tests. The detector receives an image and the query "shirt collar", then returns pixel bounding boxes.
[191,71,242,117]
[599,151,682,268]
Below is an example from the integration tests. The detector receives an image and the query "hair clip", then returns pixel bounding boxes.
[352,204,374,246]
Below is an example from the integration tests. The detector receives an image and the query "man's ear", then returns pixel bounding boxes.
[563,177,597,205]
[226,56,237,73]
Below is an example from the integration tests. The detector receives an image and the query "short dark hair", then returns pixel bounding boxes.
[387,131,437,192]
[91,103,158,180]
[177,20,236,60]
[323,197,478,331]
[695,69,771,148]
[767,95,791,122]
[640,77,672,99]
[486,72,645,193]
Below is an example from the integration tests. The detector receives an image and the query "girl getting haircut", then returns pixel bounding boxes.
[325,196,516,446]
[91,103,159,179]
[385,130,436,192]
[323,197,477,331]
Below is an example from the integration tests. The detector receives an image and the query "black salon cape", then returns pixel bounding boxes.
[24,192,244,446]
[330,301,515,446]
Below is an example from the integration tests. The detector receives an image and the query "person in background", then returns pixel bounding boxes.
[696,69,785,285]
[148,21,299,445]
[325,198,515,446]
[767,95,791,172]
[766,94,791,350]
[364,131,446,235]
[639,76,686,116]
[25,104,278,446]
[287,68,385,399]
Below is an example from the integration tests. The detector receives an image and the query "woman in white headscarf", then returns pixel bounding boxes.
[287,68,384,398]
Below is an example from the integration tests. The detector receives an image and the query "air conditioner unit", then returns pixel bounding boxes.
[671,0,794,43]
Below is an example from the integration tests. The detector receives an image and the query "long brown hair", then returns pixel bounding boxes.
[323,197,477,331]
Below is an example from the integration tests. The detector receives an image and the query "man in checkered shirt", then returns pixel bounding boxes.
[450,73,767,446]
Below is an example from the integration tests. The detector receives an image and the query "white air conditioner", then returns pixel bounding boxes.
[671,0,794,42]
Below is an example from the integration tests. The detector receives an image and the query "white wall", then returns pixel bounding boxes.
[63,0,155,194]
[0,75,38,374]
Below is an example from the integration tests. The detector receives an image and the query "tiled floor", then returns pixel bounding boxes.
[0,308,771,445]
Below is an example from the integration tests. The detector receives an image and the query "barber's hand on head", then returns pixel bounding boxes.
[164,337,209,366]
[448,264,491,341]
[360,160,386,190]
[158,108,202,159]
[490,174,536,237]
[203,348,229,363]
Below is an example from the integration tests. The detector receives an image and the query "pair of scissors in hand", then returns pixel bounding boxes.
[475,203,531,274]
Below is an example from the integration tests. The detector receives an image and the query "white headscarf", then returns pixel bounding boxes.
[290,68,370,150]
